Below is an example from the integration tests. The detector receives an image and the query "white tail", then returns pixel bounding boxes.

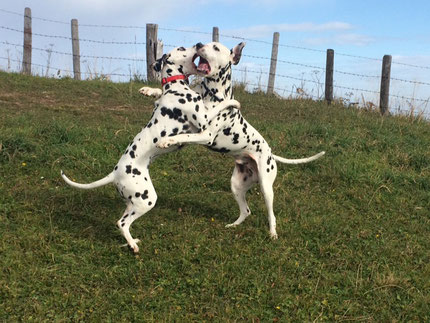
[273,151,325,165]
[61,171,114,190]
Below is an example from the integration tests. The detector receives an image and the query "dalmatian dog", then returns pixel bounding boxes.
[141,42,325,239]
[61,45,240,253]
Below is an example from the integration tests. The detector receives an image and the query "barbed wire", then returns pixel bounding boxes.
[234,67,322,85]
[244,53,383,79]
[241,56,430,85]
[1,9,430,104]
[235,68,430,103]
[0,8,69,25]
[0,56,135,77]
[0,26,146,45]
[239,80,322,100]
[2,55,429,106]
[3,29,430,90]
[2,7,430,70]
[1,41,145,62]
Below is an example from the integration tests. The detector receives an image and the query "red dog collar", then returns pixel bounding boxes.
[161,75,188,86]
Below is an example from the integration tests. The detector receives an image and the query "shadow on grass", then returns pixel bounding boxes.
[49,186,236,244]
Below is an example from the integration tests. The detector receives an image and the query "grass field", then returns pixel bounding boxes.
[1,71,429,321]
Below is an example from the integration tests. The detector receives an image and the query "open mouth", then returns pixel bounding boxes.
[195,55,211,75]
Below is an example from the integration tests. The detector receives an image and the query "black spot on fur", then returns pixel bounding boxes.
[232,133,239,144]
[141,190,149,200]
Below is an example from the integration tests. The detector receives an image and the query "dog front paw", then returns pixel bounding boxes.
[129,238,140,253]
[270,231,278,240]
[139,87,162,98]
[156,138,177,148]
[231,99,241,109]
[121,238,140,253]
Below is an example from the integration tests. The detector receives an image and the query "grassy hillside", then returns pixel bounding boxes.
[1,71,429,321]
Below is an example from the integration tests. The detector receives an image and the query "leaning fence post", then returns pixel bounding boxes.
[212,27,219,42]
[71,19,81,80]
[146,24,158,82]
[267,32,280,95]
[22,7,32,75]
[379,55,392,115]
[325,49,334,104]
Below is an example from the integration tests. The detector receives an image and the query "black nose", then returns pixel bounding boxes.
[196,42,204,50]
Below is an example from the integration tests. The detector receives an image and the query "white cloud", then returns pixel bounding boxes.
[305,33,375,46]
[224,22,353,39]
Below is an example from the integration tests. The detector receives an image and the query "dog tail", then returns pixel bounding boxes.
[273,151,325,165]
[61,170,114,189]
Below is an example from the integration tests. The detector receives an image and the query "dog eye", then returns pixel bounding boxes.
[178,47,186,51]
[213,45,220,51]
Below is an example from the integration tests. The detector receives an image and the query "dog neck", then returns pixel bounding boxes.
[161,75,188,86]
[202,62,233,102]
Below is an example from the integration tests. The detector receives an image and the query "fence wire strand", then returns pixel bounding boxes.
[0,26,146,45]
[1,7,430,105]
[2,7,430,70]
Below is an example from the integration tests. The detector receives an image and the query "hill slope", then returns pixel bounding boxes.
[1,71,429,321]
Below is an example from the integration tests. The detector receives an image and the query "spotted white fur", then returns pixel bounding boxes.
[61,45,240,253]
[143,42,325,239]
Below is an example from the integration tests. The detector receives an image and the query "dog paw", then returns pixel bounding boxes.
[121,238,140,253]
[225,223,238,228]
[270,232,278,240]
[156,138,177,148]
[139,87,162,98]
[129,238,141,253]
[231,99,241,109]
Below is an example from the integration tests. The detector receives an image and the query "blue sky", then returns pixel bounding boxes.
[1,0,429,113]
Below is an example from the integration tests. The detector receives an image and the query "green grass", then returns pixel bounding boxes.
[1,71,429,321]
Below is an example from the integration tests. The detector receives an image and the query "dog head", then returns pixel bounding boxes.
[152,46,198,76]
[194,42,246,77]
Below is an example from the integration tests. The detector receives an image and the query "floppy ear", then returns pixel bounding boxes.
[153,54,167,72]
[230,42,246,65]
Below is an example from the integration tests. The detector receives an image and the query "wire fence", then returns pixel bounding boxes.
[1,7,429,117]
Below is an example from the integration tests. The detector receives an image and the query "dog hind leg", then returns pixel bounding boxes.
[226,161,258,228]
[258,158,278,239]
[117,175,158,253]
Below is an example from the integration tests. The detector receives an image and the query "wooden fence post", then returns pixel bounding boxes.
[325,49,334,104]
[267,32,280,95]
[380,55,392,116]
[146,23,158,82]
[22,7,32,75]
[71,19,81,80]
[212,27,219,42]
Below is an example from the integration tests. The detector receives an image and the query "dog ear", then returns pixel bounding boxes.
[230,42,246,65]
[153,54,167,72]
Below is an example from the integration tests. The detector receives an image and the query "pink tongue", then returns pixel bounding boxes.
[197,62,210,73]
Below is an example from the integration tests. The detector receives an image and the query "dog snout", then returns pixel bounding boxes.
[196,42,204,50]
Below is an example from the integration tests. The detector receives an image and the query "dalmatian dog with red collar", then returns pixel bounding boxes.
[141,42,325,239]
[61,45,240,253]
